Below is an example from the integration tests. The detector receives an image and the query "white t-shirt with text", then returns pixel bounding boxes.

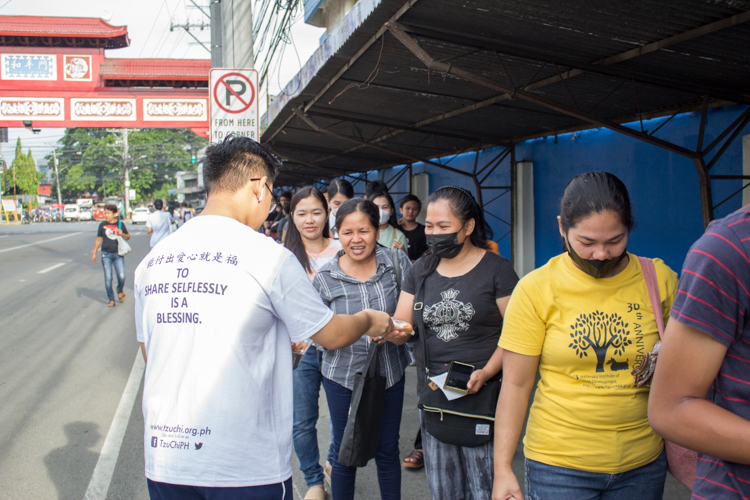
[134,215,334,487]
[146,210,173,247]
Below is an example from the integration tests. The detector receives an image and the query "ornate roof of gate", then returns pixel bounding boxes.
[0,15,129,48]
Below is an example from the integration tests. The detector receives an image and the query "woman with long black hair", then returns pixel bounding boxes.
[285,186,341,500]
[387,186,519,500]
[492,172,678,500]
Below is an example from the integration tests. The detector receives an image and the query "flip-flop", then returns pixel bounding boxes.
[118,292,126,303]
[403,449,424,469]
[107,301,116,307]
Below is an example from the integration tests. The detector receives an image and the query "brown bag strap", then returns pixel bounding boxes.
[638,256,665,339]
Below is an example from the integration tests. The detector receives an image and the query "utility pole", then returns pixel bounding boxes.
[52,150,61,205]
[122,129,130,219]
[210,0,223,67]
[221,0,254,68]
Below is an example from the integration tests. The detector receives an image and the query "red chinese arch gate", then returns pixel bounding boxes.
[0,15,209,136]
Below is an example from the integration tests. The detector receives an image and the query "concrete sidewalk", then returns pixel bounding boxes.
[290,365,691,500]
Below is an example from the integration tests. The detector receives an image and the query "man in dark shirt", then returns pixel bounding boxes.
[398,194,428,261]
[650,203,750,499]
[91,204,130,307]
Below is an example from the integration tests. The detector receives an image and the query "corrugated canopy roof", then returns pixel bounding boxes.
[262,0,750,186]
[0,15,129,48]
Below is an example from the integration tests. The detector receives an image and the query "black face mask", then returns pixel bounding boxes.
[426,232,464,259]
[567,238,627,279]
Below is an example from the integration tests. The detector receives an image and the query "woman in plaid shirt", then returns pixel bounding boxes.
[312,198,412,500]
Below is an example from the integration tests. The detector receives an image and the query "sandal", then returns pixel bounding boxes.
[107,301,116,307]
[118,292,126,303]
[402,449,424,469]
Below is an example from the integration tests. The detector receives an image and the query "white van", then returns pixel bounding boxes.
[64,204,80,222]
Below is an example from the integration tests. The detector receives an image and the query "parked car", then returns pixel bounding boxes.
[79,206,93,221]
[63,204,80,222]
[131,207,150,224]
[94,203,107,221]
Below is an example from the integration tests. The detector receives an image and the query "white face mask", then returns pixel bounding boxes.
[330,207,339,217]
[378,209,391,225]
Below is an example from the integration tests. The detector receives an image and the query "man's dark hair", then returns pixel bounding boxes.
[203,135,282,194]
[365,180,388,200]
[104,203,119,213]
[153,199,164,210]
[399,194,422,209]
[280,190,293,201]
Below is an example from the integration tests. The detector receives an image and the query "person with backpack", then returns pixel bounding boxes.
[312,198,411,500]
[492,172,678,500]
[386,186,518,499]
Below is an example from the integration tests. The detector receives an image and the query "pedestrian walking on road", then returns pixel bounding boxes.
[134,135,394,500]
[91,204,130,307]
[145,199,172,247]
[492,172,678,500]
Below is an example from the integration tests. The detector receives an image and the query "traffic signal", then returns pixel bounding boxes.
[191,149,197,163]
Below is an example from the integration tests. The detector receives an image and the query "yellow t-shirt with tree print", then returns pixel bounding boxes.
[498,252,677,473]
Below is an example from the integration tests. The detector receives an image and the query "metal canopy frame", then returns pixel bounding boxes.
[264,0,750,229]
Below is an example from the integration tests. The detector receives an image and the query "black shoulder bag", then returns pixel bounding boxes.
[414,275,501,447]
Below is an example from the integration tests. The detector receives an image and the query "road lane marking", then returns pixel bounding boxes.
[0,232,82,254]
[83,351,145,500]
[38,263,66,274]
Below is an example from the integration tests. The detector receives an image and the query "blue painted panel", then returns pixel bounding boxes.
[515,104,750,274]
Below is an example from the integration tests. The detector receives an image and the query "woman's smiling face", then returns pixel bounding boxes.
[338,210,378,262]
[293,195,328,243]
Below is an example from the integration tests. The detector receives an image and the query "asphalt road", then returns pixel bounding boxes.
[0,221,690,500]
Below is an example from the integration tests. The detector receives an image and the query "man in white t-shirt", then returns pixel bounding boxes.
[134,135,393,500]
[145,199,173,247]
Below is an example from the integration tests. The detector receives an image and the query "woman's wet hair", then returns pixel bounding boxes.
[285,186,330,274]
[370,191,400,229]
[327,179,354,200]
[335,198,379,232]
[419,186,489,276]
[559,171,634,233]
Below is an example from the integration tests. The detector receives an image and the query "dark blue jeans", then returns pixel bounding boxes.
[324,375,404,500]
[293,348,334,488]
[101,252,125,303]
[524,448,667,500]
[147,478,292,500]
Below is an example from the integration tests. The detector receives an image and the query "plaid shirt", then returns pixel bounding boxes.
[312,246,411,390]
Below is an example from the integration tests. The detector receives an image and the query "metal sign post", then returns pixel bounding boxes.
[209,69,259,143]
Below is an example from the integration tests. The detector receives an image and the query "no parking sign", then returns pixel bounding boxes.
[209,68,259,142]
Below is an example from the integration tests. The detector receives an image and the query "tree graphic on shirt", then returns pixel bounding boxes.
[568,311,632,372]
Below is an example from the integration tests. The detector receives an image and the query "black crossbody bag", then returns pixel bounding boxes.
[414,275,501,447]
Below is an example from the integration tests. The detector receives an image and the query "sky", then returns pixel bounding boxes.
[0,0,325,167]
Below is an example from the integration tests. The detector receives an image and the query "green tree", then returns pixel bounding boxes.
[47,128,207,200]
[61,164,96,195]
[9,138,41,196]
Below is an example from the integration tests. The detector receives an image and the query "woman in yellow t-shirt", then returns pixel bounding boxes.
[492,172,678,500]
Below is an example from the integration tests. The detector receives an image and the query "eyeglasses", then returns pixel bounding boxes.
[250,178,273,198]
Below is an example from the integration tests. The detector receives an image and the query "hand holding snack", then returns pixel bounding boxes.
[392,319,413,335]
[385,319,414,345]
